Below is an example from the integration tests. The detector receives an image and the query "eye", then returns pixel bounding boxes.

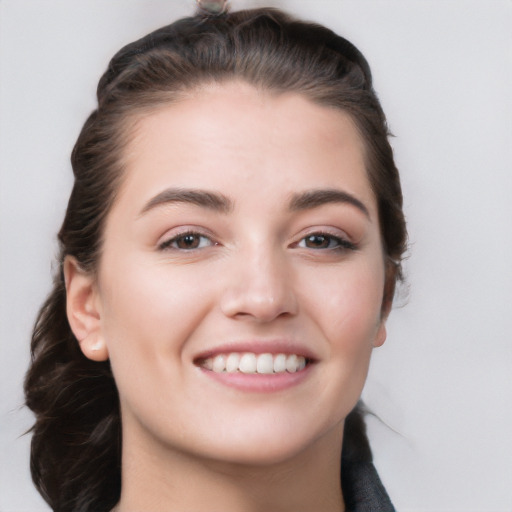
[159,232,215,251]
[297,233,356,251]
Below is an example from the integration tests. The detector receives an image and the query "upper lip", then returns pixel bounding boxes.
[193,340,319,363]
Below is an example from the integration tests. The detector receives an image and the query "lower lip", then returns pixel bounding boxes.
[199,365,313,393]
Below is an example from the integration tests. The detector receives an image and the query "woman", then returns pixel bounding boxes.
[25,3,406,511]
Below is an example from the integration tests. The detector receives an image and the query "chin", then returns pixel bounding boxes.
[191,415,345,468]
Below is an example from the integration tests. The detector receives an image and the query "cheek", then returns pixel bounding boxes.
[294,260,385,430]
[96,257,218,430]
[308,259,385,354]
[97,256,212,364]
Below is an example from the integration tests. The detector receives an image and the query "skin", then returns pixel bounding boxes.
[65,82,390,512]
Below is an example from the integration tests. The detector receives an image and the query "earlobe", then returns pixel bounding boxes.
[374,264,395,348]
[373,321,387,348]
[63,257,109,362]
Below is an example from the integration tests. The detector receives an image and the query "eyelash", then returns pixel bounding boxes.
[158,230,356,253]
[158,231,216,251]
[296,232,357,252]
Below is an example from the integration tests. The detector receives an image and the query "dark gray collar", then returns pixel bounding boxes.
[341,461,396,512]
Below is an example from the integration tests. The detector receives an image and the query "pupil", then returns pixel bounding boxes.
[308,235,327,248]
[180,235,198,248]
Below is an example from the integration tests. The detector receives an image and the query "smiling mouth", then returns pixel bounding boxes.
[197,352,310,375]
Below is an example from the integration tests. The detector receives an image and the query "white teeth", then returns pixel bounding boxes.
[239,353,257,373]
[273,353,287,373]
[212,354,226,373]
[286,354,298,373]
[202,352,308,374]
[256,353,274,374]
[225,353,240,373]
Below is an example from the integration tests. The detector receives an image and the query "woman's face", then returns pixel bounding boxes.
[89,82,388,465]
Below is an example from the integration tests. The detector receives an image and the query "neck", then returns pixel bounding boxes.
[115,422,346,512]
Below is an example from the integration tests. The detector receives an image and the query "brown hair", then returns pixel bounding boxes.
[25,7,407,511]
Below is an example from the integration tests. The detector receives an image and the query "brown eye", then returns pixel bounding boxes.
[303,234,331,249]
[298,233,356,251]
[159,233,214,251]
[176,234,201,249]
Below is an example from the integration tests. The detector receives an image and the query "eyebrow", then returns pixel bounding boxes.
[289,189,370,218]
[139,188,234,215]
[139,186,369,218]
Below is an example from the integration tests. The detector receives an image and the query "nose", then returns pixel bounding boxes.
[220,246,298,323]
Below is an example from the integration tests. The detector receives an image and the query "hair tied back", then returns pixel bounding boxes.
[196,0,229,16]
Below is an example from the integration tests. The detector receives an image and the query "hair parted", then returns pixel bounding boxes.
[25,7,407,511]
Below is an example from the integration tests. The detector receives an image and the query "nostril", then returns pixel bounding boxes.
[220,290,298,322]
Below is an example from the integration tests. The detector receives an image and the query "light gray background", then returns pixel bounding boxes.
[1,1,511,511]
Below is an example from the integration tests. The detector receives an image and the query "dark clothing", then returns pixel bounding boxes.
[342,461,396,512]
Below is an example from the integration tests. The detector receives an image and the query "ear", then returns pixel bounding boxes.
[63,256,109,361]
[373,319,388,348]
[374,262,396,348]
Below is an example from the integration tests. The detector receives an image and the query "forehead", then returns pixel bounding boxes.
[118,81,376,216]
